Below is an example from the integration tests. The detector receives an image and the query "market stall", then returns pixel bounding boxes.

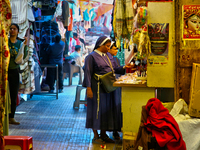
[112,0,175,134]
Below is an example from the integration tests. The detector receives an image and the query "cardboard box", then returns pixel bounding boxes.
[123,132,137,150]
[189,63,200,117]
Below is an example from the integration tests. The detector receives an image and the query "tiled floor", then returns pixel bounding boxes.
[8,77,123,150]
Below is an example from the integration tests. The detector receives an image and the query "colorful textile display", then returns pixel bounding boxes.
[137,6,148,28]
[125,0,134,35]
[95,3,113,17]
[19,31,36,94]
[144,98,186,150]
[113,0,135,50]
[0,0,12,137]
[115,0,124,38]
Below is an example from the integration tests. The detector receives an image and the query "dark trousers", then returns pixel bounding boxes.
[46,64,63,90]
[8,68,20,118]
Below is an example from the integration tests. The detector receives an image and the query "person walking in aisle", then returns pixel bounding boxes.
[46,34,65,93]
[8,23,28,125]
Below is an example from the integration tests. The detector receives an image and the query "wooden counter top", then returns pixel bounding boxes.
[113,82,147,87]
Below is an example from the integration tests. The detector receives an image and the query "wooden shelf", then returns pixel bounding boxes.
[113,82,147,87]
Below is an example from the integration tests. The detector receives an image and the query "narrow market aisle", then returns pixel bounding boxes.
[8,77,122,150]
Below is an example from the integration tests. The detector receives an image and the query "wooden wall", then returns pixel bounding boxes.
[175,0,200,103]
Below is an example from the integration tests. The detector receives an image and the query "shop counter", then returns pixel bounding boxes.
[113,82,155,134]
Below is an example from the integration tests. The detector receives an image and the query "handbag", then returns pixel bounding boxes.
[15,41,29,65]
[99,71,117,93]
[99,54,118,93]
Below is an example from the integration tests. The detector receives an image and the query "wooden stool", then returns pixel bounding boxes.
[73,85,87,110]
[4,136,33,150]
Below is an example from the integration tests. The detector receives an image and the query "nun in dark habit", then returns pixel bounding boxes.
[82,36,134,144]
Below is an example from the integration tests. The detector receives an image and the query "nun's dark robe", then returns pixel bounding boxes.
[83,51,125,130]
[111,56,123,131]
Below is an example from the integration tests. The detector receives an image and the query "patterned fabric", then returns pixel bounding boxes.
[112,0,117,35]
[113,0,135,41]
[19,32,35,94]
[125,0,134,35]
[115,0,124,38]
[0,0,12,136]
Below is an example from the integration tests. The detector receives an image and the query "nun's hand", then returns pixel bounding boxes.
[87,87,93,99]
[124,63,135,69]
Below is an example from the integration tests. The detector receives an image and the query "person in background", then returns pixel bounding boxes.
[108,42,120,67]
[46,34,64,93]
[108,41,122,140]
[8,23,28,125]
[70,32,80,54]
[70,45,83,67]
[83,36,134,144]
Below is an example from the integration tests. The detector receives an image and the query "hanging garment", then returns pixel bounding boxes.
[55,1,62,18]
[68,3,74,31]
[90,8,97,21]
[0,0,12,137]
[10,0,29,39]
[112,0,117,36]
[62,1,70,26]
[83,9,90,21]
[115,0,124,38]
[10,0,27,24]
[125,0,134,35]
[27,0,35,22]
[19,31,36,94]
[57,21,66,39]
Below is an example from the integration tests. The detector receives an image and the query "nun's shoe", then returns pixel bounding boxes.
[9,118,20,125]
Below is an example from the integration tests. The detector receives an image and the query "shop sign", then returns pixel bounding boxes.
[148,23,169,66]
[148,23,169,41]
[148,23,169,56]
[148,56,168,67]
[183,5,200,40]
[150,42,168,56]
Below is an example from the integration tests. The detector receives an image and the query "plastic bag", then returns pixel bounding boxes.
[15,41,25,65]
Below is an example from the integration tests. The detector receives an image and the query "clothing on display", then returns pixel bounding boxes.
[10,0,29,39]
[0,0,12,137]
[27,0,35,22]
[57,21,66,39]
[19,33,36,94]
[62,1,70,26]
[68,5,73,31]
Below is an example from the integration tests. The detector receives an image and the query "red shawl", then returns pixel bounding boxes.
[144,98,186,150]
